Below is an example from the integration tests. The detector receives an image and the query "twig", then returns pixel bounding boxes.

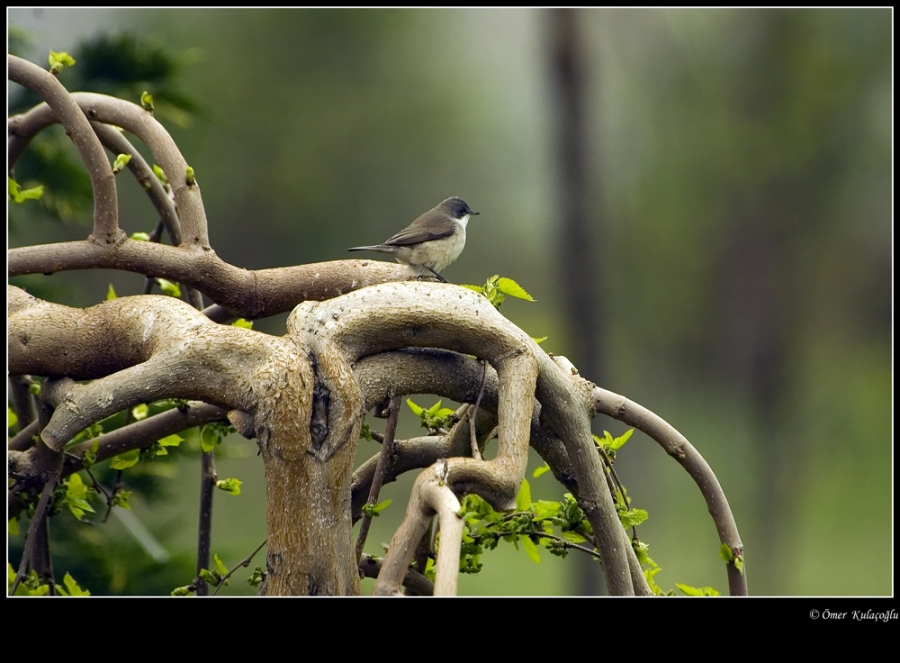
[355,396,401,563]
[10,471,59,596]
[359,553,434,596]
[196,449,216,596]
[468,360,488,460]
[8,419,40,452]
[588,381,748,596]
[213,538,268,596]
[8,375,37,434]
[8,56,121,243]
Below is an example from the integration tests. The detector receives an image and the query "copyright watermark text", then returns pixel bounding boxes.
[809,609,898,623]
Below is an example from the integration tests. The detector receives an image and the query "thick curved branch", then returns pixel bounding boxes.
[353,347,643,595]
[8,291,284,450]
[9,247,426,320]
[293,282,538,508]
[9,101,183,246]
[292,283,539,594]
[588,379,747,596]
[8,55,121,245]
[8,89,208,246]
[90,122,183,245]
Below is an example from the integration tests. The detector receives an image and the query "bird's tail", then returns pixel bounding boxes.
[348,245,390,253]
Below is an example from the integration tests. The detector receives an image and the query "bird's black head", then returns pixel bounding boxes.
[442,197,479,219]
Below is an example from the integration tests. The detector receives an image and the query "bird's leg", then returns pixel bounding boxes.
[427,268,448,283]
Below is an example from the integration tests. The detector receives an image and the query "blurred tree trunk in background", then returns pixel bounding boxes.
[548,8,606,596]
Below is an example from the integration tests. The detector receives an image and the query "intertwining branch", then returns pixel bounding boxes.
[7,54,745,596]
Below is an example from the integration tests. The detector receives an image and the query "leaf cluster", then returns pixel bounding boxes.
[8,564,90,597]
[406,399,457,434]
[462,275,535,309]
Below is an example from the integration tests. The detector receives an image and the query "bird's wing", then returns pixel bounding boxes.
[383,224,455,246]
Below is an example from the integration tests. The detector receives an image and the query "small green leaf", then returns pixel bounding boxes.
[48,50,76,74]
[140,91,154,112]
[110,448,140,470]
[560,530,587,544]
[213,553,228,576]
[719,542,734,564]
[185,165,195,185]
[112,153,132,174]
[158,434,183,448]
[371,498,392,514]
[215,478,242,495]
[64,473,96,520]
[152,164,168,185]
[619,507,649,529]
[406,399,424,417]
[459,284,484,293]
[516,479,532,512]
[532,500,560,520]
[362,499,392,518]
[247,567,265,587]
[609,429,634,451]
[200,425,220,453]
[198,568,219,585]
[58,572,90,596]
[8,407,18,431]
[131,403,149,421]
[232,318,253,329]
[676,583,720,597]
[106,283,118,300]
[156,278,181,298]
[521,535,541,564]
[8,177,44,203]
[495,277,535,301]
[719,543,744,574]
[171,585,193,596]
[9,518,19,536]
[130,231,151,241]
[532,463,550,479]
[82,440,100,469]
[532,336,548,344]
[111,490,132,510]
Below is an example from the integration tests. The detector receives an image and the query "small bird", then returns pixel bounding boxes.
[348,197,479,282]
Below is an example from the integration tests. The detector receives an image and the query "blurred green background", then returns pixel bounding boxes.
[8,8,891,596]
